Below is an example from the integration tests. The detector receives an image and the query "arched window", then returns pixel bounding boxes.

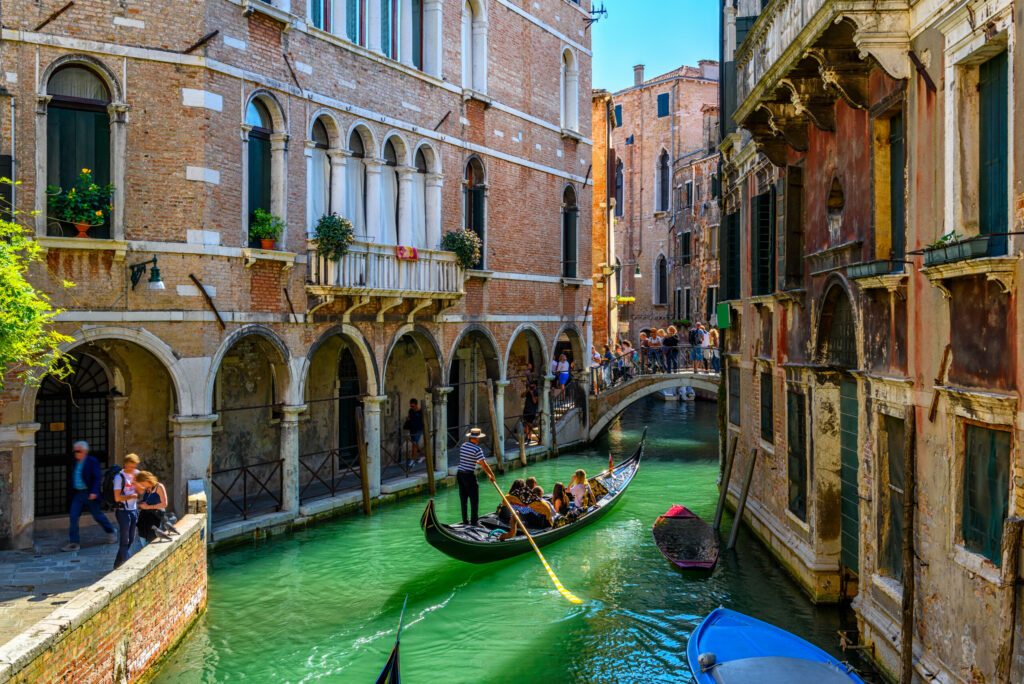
[246,99,273,245]
[614,159,624,218]
[655,255,667,305]
[464,157,486,269]
[461,1,487,92]
[47,66,112,238]
[412,148,428,248]
[346,0,367,45]
[561,186,578,278]
[309,118,331,231]
[657,150,670,212]
[346,130,367,236]
[560,49,579,131]
[381,139,399,244]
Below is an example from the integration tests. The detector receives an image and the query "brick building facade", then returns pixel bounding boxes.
[0,0,594,548]
[719,0,1024,679]
[608,61,718,340]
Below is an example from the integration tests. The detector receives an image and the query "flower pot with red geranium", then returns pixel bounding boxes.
[249,208,285,250]
[46,169,113,238]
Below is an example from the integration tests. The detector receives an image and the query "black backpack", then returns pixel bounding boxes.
[101,465,124,508]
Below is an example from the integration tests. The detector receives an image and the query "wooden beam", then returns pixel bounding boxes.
[355,408,372,515]
[486,379,504,474]
[713,433,738,531]
[423,398,436,496]
[727,448,758,550]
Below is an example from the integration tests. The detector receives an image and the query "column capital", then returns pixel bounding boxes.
[107,102,130,123]
[425,172,444,187]
[240,123,253,141]
[327,147,352,162]
[362,395,389,412]
[280,404,307,421]
[35,94,52,115]
[495,380,511,389]
[270,132,290,150]
[396,165,418,178]
[435,386,454,396]
[363,157,385,172]
[0,422,41,448]
[171,414,219,437]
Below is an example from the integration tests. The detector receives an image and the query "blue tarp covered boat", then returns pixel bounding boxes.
[686,608,865,684]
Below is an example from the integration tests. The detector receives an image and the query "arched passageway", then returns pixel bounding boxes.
[551,326,586,418]
[300,332,375,502]
[210,332,290,525]
[503,327,547,449]
[446,329,501,464]
[381,330,441,483]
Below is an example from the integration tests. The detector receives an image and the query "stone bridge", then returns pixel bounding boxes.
[586,372,721,441]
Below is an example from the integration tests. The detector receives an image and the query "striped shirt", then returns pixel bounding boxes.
[458,441,485,472]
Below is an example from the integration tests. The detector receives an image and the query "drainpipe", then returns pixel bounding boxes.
[9,95,15,211]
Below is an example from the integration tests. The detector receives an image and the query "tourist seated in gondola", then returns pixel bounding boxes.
[497,483,553,539]
[550,482,571,515]
[568,469,595,510]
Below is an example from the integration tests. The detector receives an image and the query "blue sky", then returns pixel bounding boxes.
[591,0,720,93]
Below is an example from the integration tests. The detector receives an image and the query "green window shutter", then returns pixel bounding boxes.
[248,134,272,245]
[614,104,622,127]
[562,209,578,278]
[784,166,804,288]
[728,367,741,425]
[979,51,1008,255]
[47,105,111,237]
[657,93,669,118]
[753,192,773,295]
[888,113,906,259]
[347,0,359,42]
[786,390,807,520]
[380,0,393,58]
[963,425,1010,565]
[471,186,485,268]
[725,211,740,300]
[311,0,323,28]
[411,0,422,68]
[760,371,773,442]
[682,231,691,265]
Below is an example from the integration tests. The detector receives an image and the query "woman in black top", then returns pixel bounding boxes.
[521,381,539,444]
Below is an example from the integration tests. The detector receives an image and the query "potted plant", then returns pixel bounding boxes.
[313,213,355,261]
[923,232,990,267]
[46,168,113,238]
[249,208,285,250]
[848,259,903,278]
[440,229,483,270]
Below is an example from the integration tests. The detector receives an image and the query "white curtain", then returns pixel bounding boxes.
[411,172,426,248]
[381,165,398,244]
[346,157,366,236]
[310,148,329,231]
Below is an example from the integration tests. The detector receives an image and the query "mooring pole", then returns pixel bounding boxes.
[899,405,917,683]
[355,408,371,515]
[423,398,436,495]
[517,421,528,466]
[727,448,758,550]
[713,433,738,531]
[486,379,504,474]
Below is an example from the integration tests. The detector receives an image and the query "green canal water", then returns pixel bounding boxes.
[155,397,874,683]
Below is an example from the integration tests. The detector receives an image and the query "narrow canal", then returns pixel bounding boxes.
[156,397,874,683]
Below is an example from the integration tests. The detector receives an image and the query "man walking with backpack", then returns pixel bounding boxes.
[62,440,116,552]
[112,453,141,568]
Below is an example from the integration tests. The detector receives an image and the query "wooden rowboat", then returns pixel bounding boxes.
[652,504,719,570]
[420,430,645,564]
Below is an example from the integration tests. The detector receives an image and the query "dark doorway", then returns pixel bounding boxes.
[34,354,111,516]
[338,348,361,454]
[839,377,859,575]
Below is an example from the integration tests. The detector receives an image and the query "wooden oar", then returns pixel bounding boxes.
[476,459,583,605]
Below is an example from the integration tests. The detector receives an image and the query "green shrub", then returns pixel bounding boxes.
[46,168,113,225]
[440,229,483,270]
[314,213,355,261]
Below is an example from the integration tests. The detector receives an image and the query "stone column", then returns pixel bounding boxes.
[367,0,382,53]
[240,124,253,241]
[33,96,51,235]
[396,165,416,246]
[279,405,306,514]
[108,103,130,240]
[270,133,290,228]
[304,141,316,237]
[171,415,216,524]
[423,0,443,78]
[327,148,350,218]
[0,422,41,549]
[363,158,384,244]
[472,20,489,93]
[541,375,554,450]
[400,0,414,66]
[362,395,387,497]
[435,386,453,475]
[425,173,443,249]
[565,67,579,131]
[495,381,509,462]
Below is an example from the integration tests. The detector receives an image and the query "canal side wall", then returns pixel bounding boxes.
[0,511,207,683]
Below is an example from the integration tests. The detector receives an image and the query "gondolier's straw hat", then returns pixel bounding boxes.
[465,427,486,439]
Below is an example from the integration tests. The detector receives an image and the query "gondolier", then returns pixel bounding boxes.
[457,428,486,526]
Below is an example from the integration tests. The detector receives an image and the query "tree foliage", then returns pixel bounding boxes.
[0,210,72,389]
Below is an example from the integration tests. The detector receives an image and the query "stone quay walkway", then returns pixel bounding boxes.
[0,523,115,648]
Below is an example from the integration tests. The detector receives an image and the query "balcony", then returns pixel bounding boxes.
[306,241,464,319]
[733,0,910,165]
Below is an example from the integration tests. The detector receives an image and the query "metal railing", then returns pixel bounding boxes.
[212,458,284,522]
[307,240,464,296]
[590,344,722,394]
[299,446,362,503]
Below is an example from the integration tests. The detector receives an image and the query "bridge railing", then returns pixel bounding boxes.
[590,344,722,395]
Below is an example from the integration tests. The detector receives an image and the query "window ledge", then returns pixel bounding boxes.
[776,288,806,307]
[462,88,492,107]
[870,573,904,604]
[748,293,776,306]
[653,210,669,219]
[852,271,908,294]
[241,0,299,29]
[465,268,493,280]
[953,544,1005,587]
[242,248,297,270]
[560,127,583,142]
[35,236,128,261]
[936,385,1018,423]
[784,508,811,534]
[920,255,1018,299]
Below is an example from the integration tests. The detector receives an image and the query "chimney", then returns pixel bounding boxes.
[633,64,645,86]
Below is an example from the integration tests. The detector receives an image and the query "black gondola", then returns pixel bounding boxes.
[375,596,407,684]
[420,430,645,563]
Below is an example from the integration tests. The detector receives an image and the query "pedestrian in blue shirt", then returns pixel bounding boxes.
[62,440,115,552]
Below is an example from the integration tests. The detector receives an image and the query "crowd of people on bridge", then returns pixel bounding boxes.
[589,322,721,395]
